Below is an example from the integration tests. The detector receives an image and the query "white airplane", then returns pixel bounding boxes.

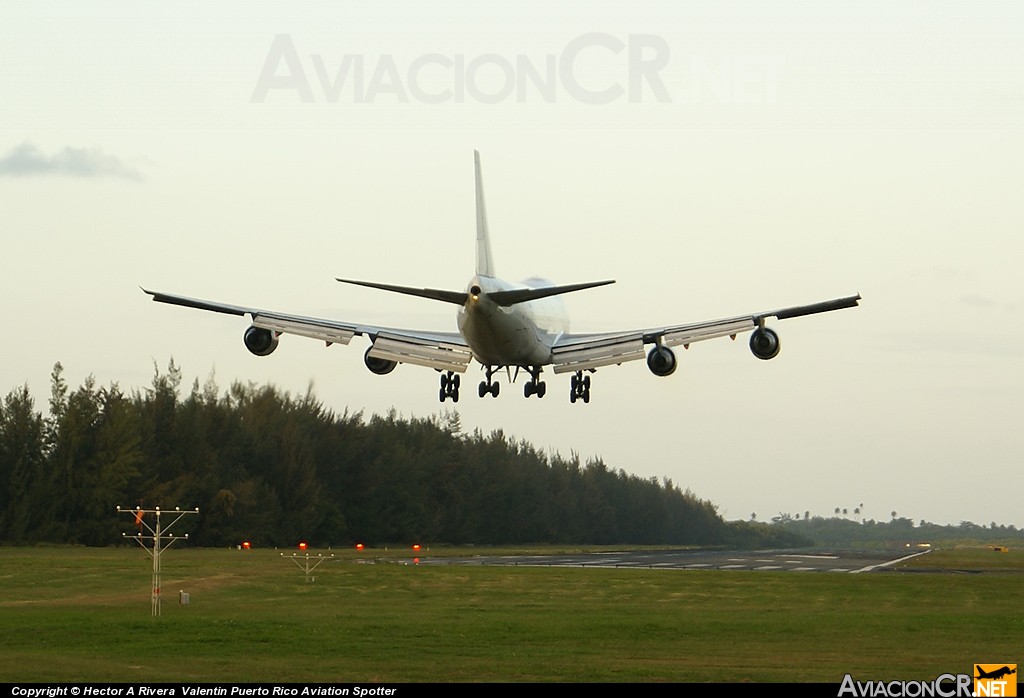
[144,151,860,404]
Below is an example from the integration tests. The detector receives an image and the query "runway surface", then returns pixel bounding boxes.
[409,548,929,573]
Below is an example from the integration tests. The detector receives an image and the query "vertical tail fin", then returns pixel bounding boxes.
[474,150,496,277]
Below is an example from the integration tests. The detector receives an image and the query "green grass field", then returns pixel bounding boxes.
[0,546,1020,682]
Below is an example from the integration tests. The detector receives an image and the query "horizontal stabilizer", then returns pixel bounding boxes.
[336,278,468,306]
[489,280,615,307]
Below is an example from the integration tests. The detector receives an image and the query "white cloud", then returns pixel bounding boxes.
[0,142,143,180]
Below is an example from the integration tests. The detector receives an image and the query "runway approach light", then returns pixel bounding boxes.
[412,544,421,552]
[242,541,251,550]
[298,542,308,551]
[355,543,364,551]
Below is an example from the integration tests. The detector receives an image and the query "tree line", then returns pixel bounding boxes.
[0,362,804,548]
[768,513,1022,547]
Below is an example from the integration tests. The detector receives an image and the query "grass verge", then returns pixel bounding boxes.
[0,546,1020,682]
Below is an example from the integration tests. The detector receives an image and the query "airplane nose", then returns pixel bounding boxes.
[469,285,482,301]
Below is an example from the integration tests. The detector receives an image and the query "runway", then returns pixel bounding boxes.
[411,548,930,573]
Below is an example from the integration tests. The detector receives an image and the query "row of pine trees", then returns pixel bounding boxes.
[1,362,771,548]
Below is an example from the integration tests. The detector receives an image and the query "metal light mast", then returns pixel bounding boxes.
[118,505,199,616]
[281,551,335,582]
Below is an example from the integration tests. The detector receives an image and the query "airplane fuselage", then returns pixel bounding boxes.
[457,275,569,367]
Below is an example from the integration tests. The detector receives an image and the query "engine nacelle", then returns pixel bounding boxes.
[749,327,781,360]
[646,345,677,377]
[243,326,279,356]
[364,347,398,375]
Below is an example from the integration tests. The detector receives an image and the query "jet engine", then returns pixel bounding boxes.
[749,327,781,360]
[646,345,677,377]
[243,326,279,356]
[364,347,398,375]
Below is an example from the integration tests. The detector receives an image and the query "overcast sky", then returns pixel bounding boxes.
[3,2,1022,528]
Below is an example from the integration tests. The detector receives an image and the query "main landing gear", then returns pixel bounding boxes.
[466,365,593,402]
[478,366,500,398]
[439,371,460,402]
[523,366,546,399]
[569,371,591,404]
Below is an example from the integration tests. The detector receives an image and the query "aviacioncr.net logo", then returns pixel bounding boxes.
[974,664,1017,697]
[249,33,783,105]
[838,673,973,697]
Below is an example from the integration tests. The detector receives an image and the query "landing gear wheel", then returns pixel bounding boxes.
[439,371,460,402]
[570,371,592,404]
[479,366,500,399]
[523,366,546,399]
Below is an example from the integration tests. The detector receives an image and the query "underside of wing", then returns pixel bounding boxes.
[365,331,473,372]
[142,288,470,372]
[552,294,860,373]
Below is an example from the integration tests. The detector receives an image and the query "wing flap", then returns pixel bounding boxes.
[551,333,645,373]
[253,313,357,345]
[369,332,473,372]
[659,318,755,347]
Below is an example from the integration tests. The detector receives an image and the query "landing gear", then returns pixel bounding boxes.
[569,371,591,404]
[439,371,460,402]
[523,366,546,399]
[478,366,500,398]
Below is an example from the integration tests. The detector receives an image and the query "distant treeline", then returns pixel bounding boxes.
[0,362,805,548]
[767,513,1023,548]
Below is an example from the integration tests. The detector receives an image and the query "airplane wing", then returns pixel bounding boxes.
[549,294,861,374]
[142,289,473,373]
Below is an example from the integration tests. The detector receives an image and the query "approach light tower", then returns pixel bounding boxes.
[282,547,335,582]
[118,505,199,616]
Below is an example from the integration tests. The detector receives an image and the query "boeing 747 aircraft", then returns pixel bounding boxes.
[144,152,860,404]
